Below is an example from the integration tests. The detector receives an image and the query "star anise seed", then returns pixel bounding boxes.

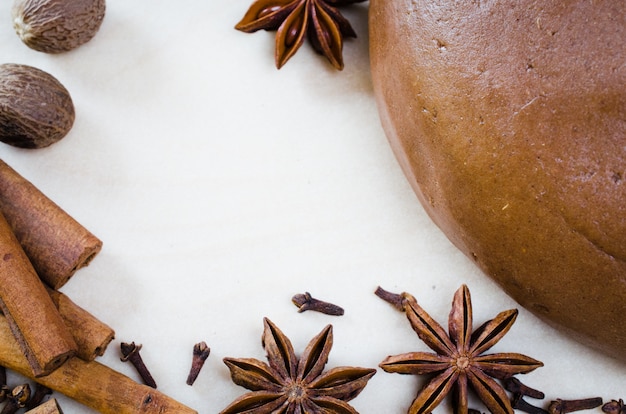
[378,284,543,414]
[221,317,376,413]
[235,0,365,70]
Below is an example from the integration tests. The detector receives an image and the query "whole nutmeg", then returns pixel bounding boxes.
[12,0,106,53]
[0,63,75,149]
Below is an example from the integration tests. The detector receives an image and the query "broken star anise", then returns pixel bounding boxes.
[235,0,366,70]
[221,317,376,413]
[377,285,543,414]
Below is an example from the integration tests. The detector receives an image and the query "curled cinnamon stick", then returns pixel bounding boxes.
[0,210,77,377]
[46,288,115,361]
[0,316,197,414]
[0,160,102,289]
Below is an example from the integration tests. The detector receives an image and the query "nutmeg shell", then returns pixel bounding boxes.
[0,64,75,149]
[12,0,106,53]
[370,0,626,360]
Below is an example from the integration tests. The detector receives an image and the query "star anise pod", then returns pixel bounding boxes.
[221,317,376,413]
[235,0,366,70]
[377,284,543,414]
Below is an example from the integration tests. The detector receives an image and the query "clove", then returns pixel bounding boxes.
[186,341,210,386]
[120,342,157,388]
[24,384,53,410]
[374,286,405,311]
[291,292,344,316]
[0,366,7,403]
[504,377,545,399]
[603,399,626,414]
[512,393,549,414]
[1,384,31,414]
[549,398,603,414]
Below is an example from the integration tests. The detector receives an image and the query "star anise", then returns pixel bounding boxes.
[235,0,366,70]
[377,284,543,414]
[221,317,376,413]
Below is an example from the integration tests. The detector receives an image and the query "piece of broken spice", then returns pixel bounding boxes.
[24,398,63,414]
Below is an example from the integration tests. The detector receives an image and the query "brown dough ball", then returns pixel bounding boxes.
[369,0,626,360]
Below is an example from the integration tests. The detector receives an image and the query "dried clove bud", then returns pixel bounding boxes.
[0,366,7,403]
[549,398,603,414]
[0,386,7,404]
[503,377,545,399]
[603,399,626,414]
[291,292,344,316]
[24,384,52,410]
[186,341,210,386]
[374,286,405,311]
[512,393,549,414]
[120,342,157,388]
[1,384,31,414]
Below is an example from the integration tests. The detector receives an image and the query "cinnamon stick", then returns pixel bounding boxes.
[0,160,102,289]
[0,316,198,414]
[25,398,63,414]
[46,288,115,361]
[0,210,77,377]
